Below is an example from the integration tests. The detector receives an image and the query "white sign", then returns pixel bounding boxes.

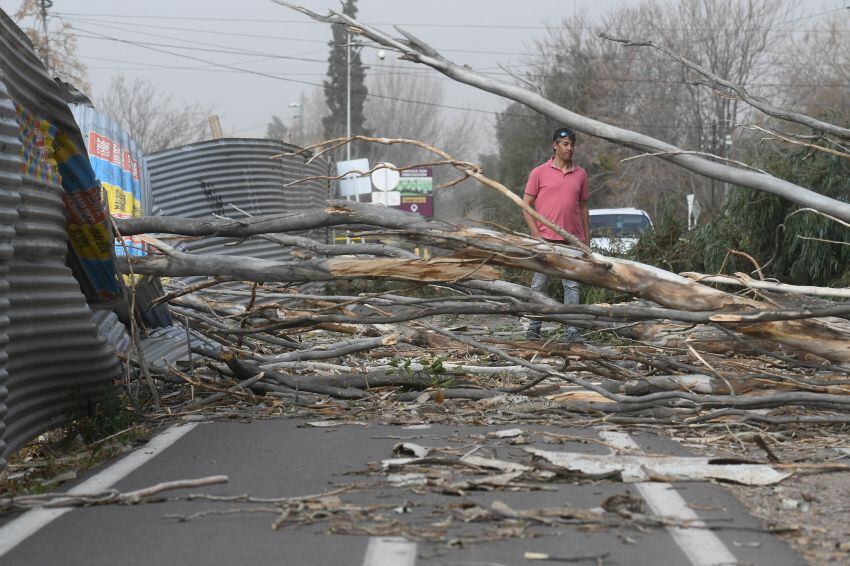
[687,194,702,230]
[372,191,401,206]
[336,158,372,198]
[370,163,400,192]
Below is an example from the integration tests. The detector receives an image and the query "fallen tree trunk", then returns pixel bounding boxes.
[433,228,850,363]
[258,233,418,259]
[227,357,365,400]
[114,202,451,237]
[115,245,499,283]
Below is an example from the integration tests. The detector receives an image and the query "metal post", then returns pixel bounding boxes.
[298,104,304,146]
[346,31,352,161]
[38,0,53,73]
[288,102,303,146]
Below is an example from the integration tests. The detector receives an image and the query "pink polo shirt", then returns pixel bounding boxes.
[524,159,588,241]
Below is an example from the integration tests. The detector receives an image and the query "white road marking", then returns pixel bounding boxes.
[361,536,417,566]
[599,431,739,566]
[0,423,199,558]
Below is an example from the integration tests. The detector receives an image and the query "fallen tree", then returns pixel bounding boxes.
[115,200,850,363]
[103,6,850,429]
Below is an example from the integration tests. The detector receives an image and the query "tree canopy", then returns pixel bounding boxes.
[322,0,369,141]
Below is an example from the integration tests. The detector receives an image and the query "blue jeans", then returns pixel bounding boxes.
[528,272,580,336]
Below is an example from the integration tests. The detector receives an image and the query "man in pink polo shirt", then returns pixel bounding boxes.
[521,127,589,341]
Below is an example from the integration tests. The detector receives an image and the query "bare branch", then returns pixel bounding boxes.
[278,135,593,253]
[741,123,850,161]
[682,273,850,298]
[599,33,850,141]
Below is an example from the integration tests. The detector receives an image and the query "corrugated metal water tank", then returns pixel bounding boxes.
[146,138,332,262]
[0,11,121,462]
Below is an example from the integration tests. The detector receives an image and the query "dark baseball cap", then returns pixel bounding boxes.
[552,127,576,142]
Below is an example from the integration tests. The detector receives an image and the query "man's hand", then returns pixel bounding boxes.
[579,200,590,245]
[522,193,540,239]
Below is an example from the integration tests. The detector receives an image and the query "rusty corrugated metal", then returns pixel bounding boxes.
[0,11,121,463]
[146,138,332,301]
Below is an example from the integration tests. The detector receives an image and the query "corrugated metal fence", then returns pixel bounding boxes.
[0,11,121,464]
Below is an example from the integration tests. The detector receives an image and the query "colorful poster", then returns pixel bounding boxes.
[86,130,146,257]
[15,102,120,299]
[397,167,433,196]
[394,167,433,218]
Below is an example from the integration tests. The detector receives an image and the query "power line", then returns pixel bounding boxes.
[53,9,849,33]
[65,16,844,75]
[60,14,550,58]
[66,22,328,63]
[58,14,847,132]
[68,27,733,131]
[68,25,497,116]
[74,50,849,90]
[57,15,329,44]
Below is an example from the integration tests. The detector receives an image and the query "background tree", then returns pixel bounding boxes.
[362,61,479,222]
[322,0,369,141]
[488,0,789,224]
[97,75,211,155]
[363,62,477,165]
[630,141,850,289]
[265,115,289,141]
[13,0,89,91]
[779,16,850,126]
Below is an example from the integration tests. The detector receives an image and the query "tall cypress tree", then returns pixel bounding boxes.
[323,0,369,142]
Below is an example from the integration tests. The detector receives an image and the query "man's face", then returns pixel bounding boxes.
[553,138,575,162]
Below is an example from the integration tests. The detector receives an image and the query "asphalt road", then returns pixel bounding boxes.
[0,419,804,566]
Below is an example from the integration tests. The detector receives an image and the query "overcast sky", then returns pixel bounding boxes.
[1,0,846,146]
[0,0,636,141]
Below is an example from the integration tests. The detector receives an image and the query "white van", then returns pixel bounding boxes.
[589,208,653,253]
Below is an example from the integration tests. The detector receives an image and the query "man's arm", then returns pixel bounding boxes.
[522,193,540,238]
[579,199,590,244]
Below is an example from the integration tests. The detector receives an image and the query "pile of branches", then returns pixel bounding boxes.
[111,145,850,426]
[109,3,850,428]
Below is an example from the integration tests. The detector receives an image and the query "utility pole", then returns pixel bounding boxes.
[38,0,53,74]
[288,102,303,147]
[346,31,351,161]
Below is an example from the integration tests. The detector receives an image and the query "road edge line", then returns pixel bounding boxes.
[0,422,199,558]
